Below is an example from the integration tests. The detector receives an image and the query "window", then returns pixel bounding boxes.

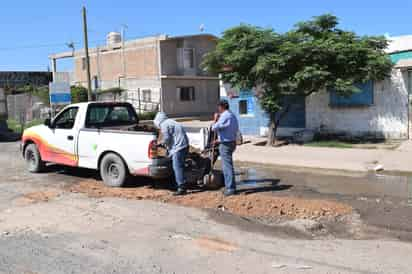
[183,48,195,69]
[142,89,151,102]
[86,104,138,128]
[178,87,195,101]
[81,57,86,71]
[330,81,374,107]
[239,100,248,115]
[54,107,79,129]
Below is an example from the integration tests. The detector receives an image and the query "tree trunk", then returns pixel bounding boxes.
[267,119,275,146]
[266,104,291,146]
[267,115,279,146]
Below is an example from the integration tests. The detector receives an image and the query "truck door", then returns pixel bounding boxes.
[48,106,79,166]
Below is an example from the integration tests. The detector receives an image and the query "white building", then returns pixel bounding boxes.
[306,35,412,139]
[222,35,412,139]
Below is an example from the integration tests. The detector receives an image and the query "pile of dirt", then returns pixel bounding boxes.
[13,190,60,206]
[68,180,352,220]
[69,181,170,200]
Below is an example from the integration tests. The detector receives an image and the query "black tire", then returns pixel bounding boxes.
[99,153,128,187]
[24,143,45,173]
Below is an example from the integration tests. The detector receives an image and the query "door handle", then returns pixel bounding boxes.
[67,135,74,141]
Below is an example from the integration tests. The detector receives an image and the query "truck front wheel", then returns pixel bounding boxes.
[24,143,45,173]
[100,153,128,187]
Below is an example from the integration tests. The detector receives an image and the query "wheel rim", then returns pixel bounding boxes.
[107,163,120,180]
[26,150,36,167]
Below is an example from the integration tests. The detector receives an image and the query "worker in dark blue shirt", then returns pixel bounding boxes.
[212,100,239,196]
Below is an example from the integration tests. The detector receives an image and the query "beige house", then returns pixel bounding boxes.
[49,33,219,116]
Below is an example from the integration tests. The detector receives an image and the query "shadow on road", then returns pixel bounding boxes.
[237,178,292,195]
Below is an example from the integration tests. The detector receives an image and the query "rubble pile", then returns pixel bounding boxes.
[69,180,352,220]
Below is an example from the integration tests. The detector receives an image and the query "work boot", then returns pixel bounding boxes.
[173,188,187,196]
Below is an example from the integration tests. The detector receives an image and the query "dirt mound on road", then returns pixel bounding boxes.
[68,180,352,220]
[13,190,60,206]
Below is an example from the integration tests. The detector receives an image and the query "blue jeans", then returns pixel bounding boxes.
[172,147,188,189]
[219,142,236,191]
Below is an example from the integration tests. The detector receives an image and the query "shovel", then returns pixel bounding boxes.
[202,129,223,189]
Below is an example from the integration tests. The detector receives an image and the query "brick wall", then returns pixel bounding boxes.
[74,41,159,84]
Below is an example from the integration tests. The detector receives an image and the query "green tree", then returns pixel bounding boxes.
[202,14,393,145]
[71,86,88,103]
[33,86,50,106]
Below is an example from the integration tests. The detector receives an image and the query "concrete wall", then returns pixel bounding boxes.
[97,88,160,113]
[0,89,6,132]
[306,69,409,139]
[160,35,216,77]
[6,93,44,122]
[0,89,6,116]
[161,78,219,116]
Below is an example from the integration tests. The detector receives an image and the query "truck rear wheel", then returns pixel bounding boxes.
[100,153,128,187]
[24,143,45,173]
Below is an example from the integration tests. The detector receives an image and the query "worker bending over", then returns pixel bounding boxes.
[154,112,189,196]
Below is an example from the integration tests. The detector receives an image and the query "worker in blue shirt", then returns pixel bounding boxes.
[212,100,239,196]
[154,112,189,196]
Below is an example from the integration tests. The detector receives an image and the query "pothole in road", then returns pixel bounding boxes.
[68,180,353,221]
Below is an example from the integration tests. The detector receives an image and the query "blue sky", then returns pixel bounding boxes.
[1,0,412,71]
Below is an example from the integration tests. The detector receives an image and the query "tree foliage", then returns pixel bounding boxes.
[71,86,88,103]
[202,14,393,144]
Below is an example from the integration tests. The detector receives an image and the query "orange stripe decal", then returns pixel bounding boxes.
[23,131,78,166]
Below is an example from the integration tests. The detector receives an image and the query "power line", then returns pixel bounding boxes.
[0,31,165,53]
[0,39,105,52]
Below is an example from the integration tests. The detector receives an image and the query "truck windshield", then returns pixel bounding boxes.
[86,104,138,128]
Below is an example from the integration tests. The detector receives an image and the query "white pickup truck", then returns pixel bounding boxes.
[21,102,210,187]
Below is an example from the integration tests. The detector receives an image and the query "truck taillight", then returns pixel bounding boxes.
[148,140,158,159]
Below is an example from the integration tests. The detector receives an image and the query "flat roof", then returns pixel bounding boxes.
[49,33,218,60]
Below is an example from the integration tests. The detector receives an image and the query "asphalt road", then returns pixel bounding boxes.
[1,142,412,274]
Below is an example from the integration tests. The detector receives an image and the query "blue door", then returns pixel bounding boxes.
[227,94,306,136]
[275,95,306,128]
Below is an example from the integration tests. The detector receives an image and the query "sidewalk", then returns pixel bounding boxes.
[234,139,412,174]
[180,120,412,174]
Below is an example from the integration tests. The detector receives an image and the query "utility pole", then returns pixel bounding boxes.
[82,6,93,101]
[121,24,128,77]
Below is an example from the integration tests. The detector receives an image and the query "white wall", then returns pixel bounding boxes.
[306,69,409,139]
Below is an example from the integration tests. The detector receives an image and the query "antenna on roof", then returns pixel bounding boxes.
[199,24,205,33]
[66,41,75,55]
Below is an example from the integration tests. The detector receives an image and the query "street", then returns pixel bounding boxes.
[1,141,412,274]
